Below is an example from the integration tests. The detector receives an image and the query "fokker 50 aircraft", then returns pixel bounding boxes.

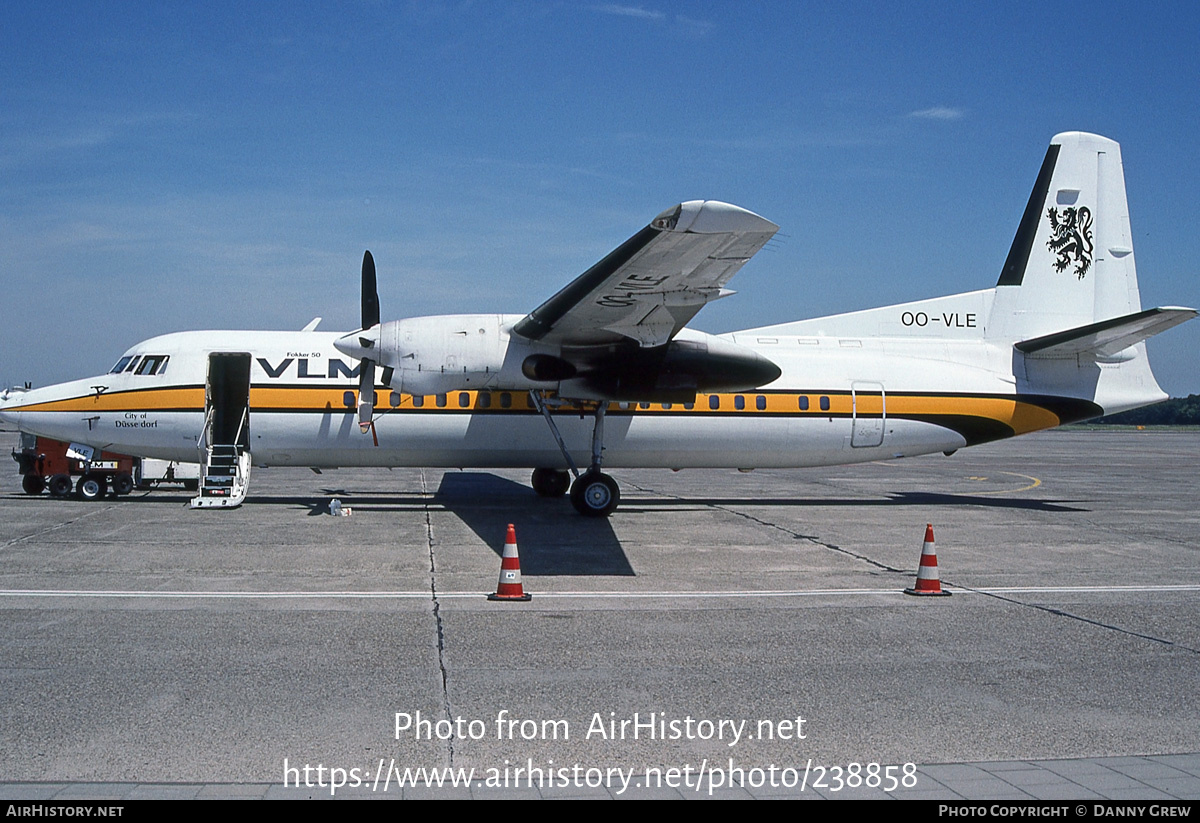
[1,132,1193,515]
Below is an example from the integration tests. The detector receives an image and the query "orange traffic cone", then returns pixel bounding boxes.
[904,524,951,597]
[488,524,532,601]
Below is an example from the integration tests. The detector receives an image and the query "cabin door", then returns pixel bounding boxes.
[850,381,885,448]
[204,353,251,448]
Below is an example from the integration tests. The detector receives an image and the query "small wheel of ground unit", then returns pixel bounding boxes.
[48,474,74,498]
[76,474,107,501]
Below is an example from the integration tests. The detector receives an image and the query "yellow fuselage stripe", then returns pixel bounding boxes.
[11,386,1062,435]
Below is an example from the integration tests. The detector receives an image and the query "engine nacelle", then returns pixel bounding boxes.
[338,317,779,403]
[377,314,512,396]
[558,329,781,403]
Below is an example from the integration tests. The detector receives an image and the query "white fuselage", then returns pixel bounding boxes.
[0,300,1140,473]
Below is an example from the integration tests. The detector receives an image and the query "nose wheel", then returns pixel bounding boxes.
[570,471,620,517]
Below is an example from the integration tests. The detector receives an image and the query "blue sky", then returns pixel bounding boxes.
[3,1,1198,395]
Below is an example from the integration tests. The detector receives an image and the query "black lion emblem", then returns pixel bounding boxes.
[1046,206,1094,279]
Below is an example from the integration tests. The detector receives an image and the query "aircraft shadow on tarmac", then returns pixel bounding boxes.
[433,472,634,576]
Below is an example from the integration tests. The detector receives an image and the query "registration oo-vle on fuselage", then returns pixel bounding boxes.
[1,132,1193,515]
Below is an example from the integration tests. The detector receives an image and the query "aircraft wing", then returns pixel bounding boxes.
[512,201,778,348]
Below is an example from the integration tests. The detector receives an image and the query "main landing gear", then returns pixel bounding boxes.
[530,392,621,517]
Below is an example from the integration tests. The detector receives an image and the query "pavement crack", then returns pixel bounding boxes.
[626,481,905,574]
[1,504,119,551]
[947,583,1200,654]
[420,469,455,766]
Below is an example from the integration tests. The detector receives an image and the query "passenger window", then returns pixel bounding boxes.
[436,394,447,408]
[458,392,470,408]
[413,395,424,408]
[478,392,491,409]
[755,395,766,411]
[500,392,512,409]
[342,391,355,408]
[820,396,830,411]
[709,395,720,410]
[799,396,809,410]
[734,396,745,411]
[389,391,401,408]
[662,403,672,410]
[683,402,694,410]
[639,402,650,410]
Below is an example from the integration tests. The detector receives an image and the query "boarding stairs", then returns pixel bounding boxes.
[191,408,251,509]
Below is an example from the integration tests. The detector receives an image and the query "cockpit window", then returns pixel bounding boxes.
[110,356,134,374]
[123,356,142,373]
[135,355,169,376]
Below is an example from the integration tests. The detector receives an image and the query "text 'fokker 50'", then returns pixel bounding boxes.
[1,133,1193,515]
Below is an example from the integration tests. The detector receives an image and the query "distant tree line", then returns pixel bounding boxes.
[1088,394,1200,425]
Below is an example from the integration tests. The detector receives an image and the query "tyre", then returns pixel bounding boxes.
[76,474,107,501]
[569,471,620,517]
[22,474,46,495]
[48,474,73,498]
[112,473,135,496]
[531,467,570,498]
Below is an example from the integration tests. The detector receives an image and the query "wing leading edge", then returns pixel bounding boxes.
[513,201,779,348]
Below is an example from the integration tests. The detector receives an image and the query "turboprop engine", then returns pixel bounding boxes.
[333,251,781,426]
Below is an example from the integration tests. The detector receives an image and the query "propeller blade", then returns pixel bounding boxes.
[358,358,376,432]
[361,251,380,330]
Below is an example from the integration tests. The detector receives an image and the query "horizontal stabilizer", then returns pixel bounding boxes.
[1015,307,1196,358]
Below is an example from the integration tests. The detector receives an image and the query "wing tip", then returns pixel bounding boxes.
[665,200,778,235]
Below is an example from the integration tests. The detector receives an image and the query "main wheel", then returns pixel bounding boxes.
[48,474,73,498]
[76,474,107,501]
[22,474,46,495]
[531,467,570,498]
[569,471,620,517]
[112,473,135,496]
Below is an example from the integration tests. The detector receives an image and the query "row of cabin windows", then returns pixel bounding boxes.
[342,391,519,409]
[340,391,833,412]
[707,394,830,411]
[108,355,170,376]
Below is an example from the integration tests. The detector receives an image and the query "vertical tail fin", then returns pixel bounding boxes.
[988,132,1141,340]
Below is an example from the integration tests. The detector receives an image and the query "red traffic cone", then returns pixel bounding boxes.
[904,524,951,597]
[488,524,532,601]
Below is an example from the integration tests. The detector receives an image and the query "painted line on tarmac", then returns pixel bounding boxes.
[0,584,1197,600]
